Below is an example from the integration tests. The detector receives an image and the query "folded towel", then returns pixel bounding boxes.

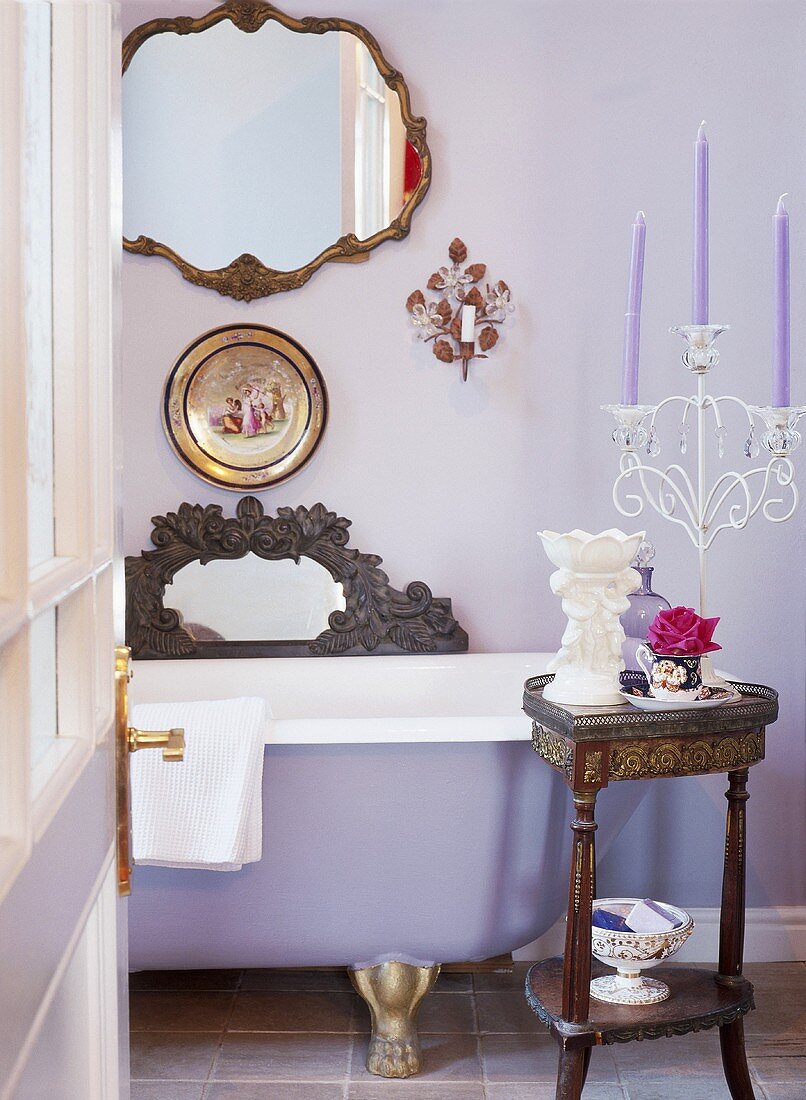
[131,697,268,871]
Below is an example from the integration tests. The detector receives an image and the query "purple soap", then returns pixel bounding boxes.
[592,908,630,932]
[625,898,680,934]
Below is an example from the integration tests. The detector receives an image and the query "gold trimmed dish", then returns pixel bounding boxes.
[590,897,694,1006]
[619,685,739,711]
[162,324,327,490]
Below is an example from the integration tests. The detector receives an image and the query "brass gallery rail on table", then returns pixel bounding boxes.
[522,674,778,1100]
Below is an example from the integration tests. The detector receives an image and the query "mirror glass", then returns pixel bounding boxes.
[123,18,422,272]
[166,554,346,641]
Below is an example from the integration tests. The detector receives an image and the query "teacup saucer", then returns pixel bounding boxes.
[619,684,740,711]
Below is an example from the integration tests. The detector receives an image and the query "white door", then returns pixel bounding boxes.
[0,3,129,1096]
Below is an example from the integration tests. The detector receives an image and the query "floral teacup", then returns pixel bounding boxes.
[636,645,702,701]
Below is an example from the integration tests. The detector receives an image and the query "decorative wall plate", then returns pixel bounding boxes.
[162,324,327,490]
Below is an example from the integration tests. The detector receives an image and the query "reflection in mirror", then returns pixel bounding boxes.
[167,555,346,641]
[123,18,423,273]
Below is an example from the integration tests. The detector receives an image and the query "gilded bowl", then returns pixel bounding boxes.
[590,897,694,1006]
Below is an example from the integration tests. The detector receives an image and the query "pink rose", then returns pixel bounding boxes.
[647,605,721,656]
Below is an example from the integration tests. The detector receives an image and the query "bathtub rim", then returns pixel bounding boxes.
[130,650,557,744]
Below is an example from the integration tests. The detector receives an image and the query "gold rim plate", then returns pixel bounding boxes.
[162,324,327,490]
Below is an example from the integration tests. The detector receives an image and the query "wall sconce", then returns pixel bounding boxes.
[406,238,515,381]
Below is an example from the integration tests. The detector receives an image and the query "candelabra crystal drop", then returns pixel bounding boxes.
[715,425,727,458]
[744,423,760,459]
[679,423,688,455]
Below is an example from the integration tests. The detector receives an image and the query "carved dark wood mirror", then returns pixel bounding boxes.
[126,498,468,659]
[123,1,431,300]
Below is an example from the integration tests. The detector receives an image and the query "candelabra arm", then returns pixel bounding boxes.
[648,394,697,429]
[702,471,754,538]
[702,459,798,550]
[613,454,701,549]
[707,393,756,429]
[704,395,725,433]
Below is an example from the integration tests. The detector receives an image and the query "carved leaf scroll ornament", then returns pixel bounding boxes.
[125,497,468,660]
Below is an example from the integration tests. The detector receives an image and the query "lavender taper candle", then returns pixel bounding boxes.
[773,193,791,407]
[692,121,709,325]
[621,210,646,405]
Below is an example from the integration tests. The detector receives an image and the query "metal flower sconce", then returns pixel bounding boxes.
[406,238,515,381]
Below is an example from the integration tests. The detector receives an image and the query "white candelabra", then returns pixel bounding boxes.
[603,323,805,685]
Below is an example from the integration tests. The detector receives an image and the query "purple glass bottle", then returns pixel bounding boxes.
[621,541,671,671]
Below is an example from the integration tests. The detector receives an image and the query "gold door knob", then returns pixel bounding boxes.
[128,726,185,761]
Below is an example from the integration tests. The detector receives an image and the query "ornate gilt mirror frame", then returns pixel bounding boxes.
[122,0,432,300]
[125,497,468,659]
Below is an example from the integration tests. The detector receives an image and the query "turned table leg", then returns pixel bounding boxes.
[718,768,755,1100]
[556,790,598,1100]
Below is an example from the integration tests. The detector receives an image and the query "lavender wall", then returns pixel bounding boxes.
[122,0,806,910]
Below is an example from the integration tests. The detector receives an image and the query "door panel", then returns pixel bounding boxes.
[10,862,120,1100]
[0,2,124,1096]
[0,755,116,1093]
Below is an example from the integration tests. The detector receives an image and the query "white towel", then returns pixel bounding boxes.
[131,697,268,871]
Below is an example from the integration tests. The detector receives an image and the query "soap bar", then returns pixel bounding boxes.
[626,898,679,934]
[592,908,630,932]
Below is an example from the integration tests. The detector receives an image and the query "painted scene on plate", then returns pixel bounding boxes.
[188,347,304,458]
[208,366,289,442]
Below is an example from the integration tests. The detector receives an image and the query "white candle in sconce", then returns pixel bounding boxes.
[460,303,476,345]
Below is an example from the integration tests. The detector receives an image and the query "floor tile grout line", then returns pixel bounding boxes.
[347,1002,359,1082]
[131,1077,213,1083]
[478,1032,490,1099]
[215,1028,357,1035]
[472,990,493,1100]
[344,1031,355,1099]
[203,989,239,1088]
[608,1040,629,1099]
[174,1076,350,1084]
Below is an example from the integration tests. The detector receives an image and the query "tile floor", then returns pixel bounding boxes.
[130,962,805,1099]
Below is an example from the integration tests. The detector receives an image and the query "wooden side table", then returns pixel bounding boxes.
[522,673,778,1100]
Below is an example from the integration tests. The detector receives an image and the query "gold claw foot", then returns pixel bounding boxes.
[366,1036,421,1079]
[349,960,441,1079]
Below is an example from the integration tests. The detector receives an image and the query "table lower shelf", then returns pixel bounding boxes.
[526,957,754,1051]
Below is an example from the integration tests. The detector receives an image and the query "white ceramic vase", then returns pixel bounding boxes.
[539,528,645,707]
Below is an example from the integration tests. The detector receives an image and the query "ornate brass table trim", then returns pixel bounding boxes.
[609,729,765,781]
[523,675,778,742]
[583,750,603,784]
[604,998,755,1044]
[531,722,573,778]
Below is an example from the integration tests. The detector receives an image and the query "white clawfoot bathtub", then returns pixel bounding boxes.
[127,652,645,972]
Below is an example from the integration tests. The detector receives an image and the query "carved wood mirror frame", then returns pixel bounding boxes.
[125,497,468,659]
[122,0,432,300]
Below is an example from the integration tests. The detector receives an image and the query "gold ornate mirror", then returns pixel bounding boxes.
[122,1,431,300]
